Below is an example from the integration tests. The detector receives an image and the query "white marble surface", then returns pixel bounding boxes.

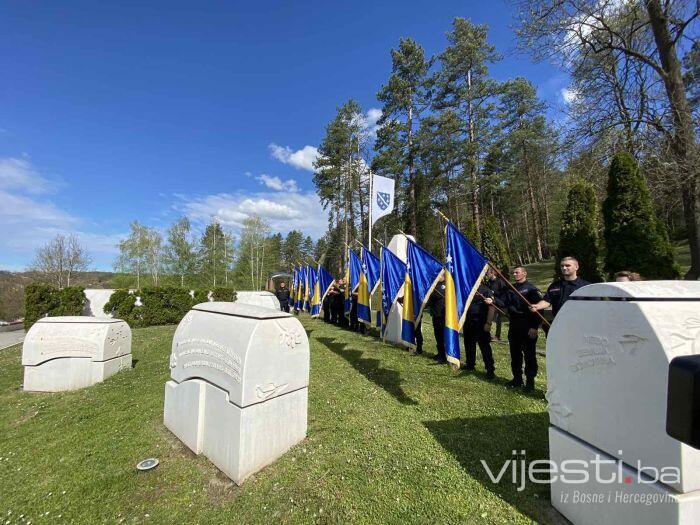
[22,316,132,392]
[550,427,700,525]
[234,291,281,311]
[164,302,309,484]
[547,282,700,496]
[83,289,116,318]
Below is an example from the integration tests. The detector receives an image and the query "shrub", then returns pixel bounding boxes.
[211,287,237,302]
[481,216,509,273]
[103,289,138,323]
[192,289,210,304]
[24,284,86,329]
[603,152,680,279]
[139,286,193,326]
[556,180,603,282]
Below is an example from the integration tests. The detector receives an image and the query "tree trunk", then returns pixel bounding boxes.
[523,146,544,260]
[467,69,482,239]
[407,105,418,237]
[646,0,699,278]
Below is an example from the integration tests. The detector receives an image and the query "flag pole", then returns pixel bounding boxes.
[433,209,550,328]
[368,170,373,252]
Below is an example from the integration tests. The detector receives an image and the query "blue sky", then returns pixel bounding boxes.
[0,1,570,271]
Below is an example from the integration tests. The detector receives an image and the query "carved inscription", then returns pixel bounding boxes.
[174,338,242,383]
[569,335,616,373]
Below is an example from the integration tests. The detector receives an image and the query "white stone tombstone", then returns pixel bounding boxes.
[22,316,132,392]
[164,302,309,484]
[234,291,281,311]
[547,281,700,525]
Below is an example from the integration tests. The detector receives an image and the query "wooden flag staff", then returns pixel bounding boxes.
[434,209,550,328]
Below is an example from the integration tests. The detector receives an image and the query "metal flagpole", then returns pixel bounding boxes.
[368,170,373,252]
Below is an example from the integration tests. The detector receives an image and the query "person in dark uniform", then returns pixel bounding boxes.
[322,292,332,323]
[530,257,589,322]
[427,274,447,362]
[486,268,507,343]
[350,291,359,331]
[504,266,542,392]
[331,278,347,326]
[275,281,291,313]
[463,283,495,378]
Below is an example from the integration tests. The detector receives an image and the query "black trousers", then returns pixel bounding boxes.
[464,322,494,372]
[280,302,290,313]
[432,315,445,359]
[323,301,331,323]
[508,319,538,381]
[415,320,423,352]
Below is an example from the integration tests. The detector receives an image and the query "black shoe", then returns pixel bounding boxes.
[464,366,476,372]
[506,378,523,388]
[523,379,535,392]
[435,357,447,364]
[415,348,423,355]
[486,370,495,380]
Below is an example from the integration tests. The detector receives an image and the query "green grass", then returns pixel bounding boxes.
[0,318,559,524]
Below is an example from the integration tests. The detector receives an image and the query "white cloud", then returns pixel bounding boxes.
[361,108,383,137]
[0,157,124,270]
[0,157,52,194]
[560,87,579,104]
[174,190,328,238]
[255,174,298,192]
[268,143,319,172]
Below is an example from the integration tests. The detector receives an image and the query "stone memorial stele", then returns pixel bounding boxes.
[22,316,132,392]
[164,302,309,484]
[234,291,281,310]
[547,281,700,525]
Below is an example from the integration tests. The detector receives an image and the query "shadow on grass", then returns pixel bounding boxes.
[424,412,564,524]
[317,336,418,406]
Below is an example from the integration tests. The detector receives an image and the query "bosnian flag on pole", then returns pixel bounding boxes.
[380,245,406,338]
[401,239,444,348]
[305,265,317,313]
[357,245,380,325]
[346,249,362,315]
[311,265,333,317]
[291,266,298,310]
[295,265,306,311]
[444,222,489,367]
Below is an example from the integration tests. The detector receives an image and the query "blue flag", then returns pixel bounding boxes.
[295,265,306,311]
[444,222,489,367]
[380,245,406,339]
[304,265,317,312]
[311,266,334,317]
[361,245,380,295]
[346,249,362,315]
[401,239,444,348]
[357,246,379,325]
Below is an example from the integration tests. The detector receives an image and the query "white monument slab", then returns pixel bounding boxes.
[234,291,281,310]
[22,316,132,392]
[164,302,309,484]
[546,281,700,524]
[83,289,116,318]
[384,234,415,347]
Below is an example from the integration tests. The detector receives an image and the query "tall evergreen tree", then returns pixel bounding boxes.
[603,152,679,279]
[557,181,602,282]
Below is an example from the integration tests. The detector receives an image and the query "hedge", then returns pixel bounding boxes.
[24,284,87,329]
[103,287,237,327]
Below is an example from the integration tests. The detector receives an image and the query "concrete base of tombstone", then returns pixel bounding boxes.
[24,354,132,392]
[164,378,307,484]
[550,427,700,524]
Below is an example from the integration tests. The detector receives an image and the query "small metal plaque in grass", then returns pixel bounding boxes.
[136,458,159,471]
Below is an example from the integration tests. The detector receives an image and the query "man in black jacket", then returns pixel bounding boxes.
[463,283,495,378]
[486,268,507,342]
[427,274,447,363]
[503,266,542,392]
[275,282,291,313]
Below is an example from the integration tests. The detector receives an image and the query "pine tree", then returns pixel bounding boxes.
[556,181,602,282]
[481,216,509,272]
[603,152,679,279]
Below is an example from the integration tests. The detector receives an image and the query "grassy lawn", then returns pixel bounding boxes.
[0,315,560,525]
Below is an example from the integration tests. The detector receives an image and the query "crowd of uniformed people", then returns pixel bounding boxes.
[275,256,597,393]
